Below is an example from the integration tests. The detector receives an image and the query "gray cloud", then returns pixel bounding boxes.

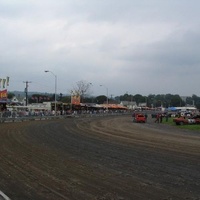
[1,0,200,97]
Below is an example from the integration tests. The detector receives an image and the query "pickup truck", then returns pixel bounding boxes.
[173,115,200,125]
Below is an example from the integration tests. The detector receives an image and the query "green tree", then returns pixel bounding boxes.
[170,94,184,107]
[7,92,15,99]
[61,95,71,103]
[133,94,143,105]
[95,95,107,104]
[192,95,200,109]
[148,94,156,107]
[165,94,173,107]
[186,97,193,105]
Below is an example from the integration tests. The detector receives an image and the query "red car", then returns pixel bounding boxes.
[173,115,200,125]
[134,114,146,123]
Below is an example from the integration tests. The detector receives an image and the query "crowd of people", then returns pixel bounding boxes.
[0,108,129,119]
[154,113,165,123]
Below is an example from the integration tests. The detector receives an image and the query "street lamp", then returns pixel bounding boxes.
[45,70,57,116]
[100,84,108,112]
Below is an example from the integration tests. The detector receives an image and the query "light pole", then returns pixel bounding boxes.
[45,70,57,116]
[100,84,108,112]
[89,83,93,103]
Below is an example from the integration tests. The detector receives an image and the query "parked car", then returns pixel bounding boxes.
[133,114,146,123]
[180,112,191,117]
[173,115,200,125]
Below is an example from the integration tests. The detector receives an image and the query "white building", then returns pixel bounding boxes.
[120,101,137,110]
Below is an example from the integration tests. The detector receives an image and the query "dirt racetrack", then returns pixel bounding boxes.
[0,115,200,200]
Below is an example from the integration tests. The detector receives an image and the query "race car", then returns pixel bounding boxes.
[133,114,146,123]
[173,115,200,125]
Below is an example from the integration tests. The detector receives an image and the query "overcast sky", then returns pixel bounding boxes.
[1,0,200,97]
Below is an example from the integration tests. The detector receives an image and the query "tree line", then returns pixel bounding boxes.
[115,93,200,109]
[7,92,200,109]
[7,80,200,109]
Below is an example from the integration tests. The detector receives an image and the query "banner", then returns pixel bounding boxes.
[2,79,6,88]
[71,95,80,105]
[6,76,9,86]
[0,89,7,99]
[0,77,9,88]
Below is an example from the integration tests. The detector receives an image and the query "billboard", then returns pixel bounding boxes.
[0,77,9,101]
[0,89,7,100]
[0,77,9,88]
[71,95,80,105]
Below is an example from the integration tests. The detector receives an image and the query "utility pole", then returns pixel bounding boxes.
[60,93,63,101]
[23,81,31,106]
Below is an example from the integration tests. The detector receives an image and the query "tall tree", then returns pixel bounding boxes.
[133,94,143,104]
[192,95,200,109]
[171,94,184,107]
[95,95,107,104]
[7,92,15,99]
[73,80,92,103]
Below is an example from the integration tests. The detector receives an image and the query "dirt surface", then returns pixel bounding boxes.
[0,115,200,200]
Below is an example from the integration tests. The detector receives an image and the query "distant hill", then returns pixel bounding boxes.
[9,91,54,97]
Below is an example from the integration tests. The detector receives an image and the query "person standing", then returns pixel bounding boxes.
[145,113,148,122]
[165,113,169,122]
[155,113,160,123]
[160,114,163,123]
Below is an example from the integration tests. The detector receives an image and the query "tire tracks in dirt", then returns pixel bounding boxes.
[0,116,200,199]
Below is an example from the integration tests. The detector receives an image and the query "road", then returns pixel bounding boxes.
[0,115,200,200]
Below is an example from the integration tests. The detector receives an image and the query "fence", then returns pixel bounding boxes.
[0,110,130,123]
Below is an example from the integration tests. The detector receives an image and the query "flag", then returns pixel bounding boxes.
[2,79,6,88]
[6,77,9,86]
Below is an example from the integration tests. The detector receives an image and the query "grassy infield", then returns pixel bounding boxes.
[163,117,200,131]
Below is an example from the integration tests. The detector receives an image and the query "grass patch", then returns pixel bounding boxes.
[162,117,174,126]
[178,124,200,131]
[162,117,200,131]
